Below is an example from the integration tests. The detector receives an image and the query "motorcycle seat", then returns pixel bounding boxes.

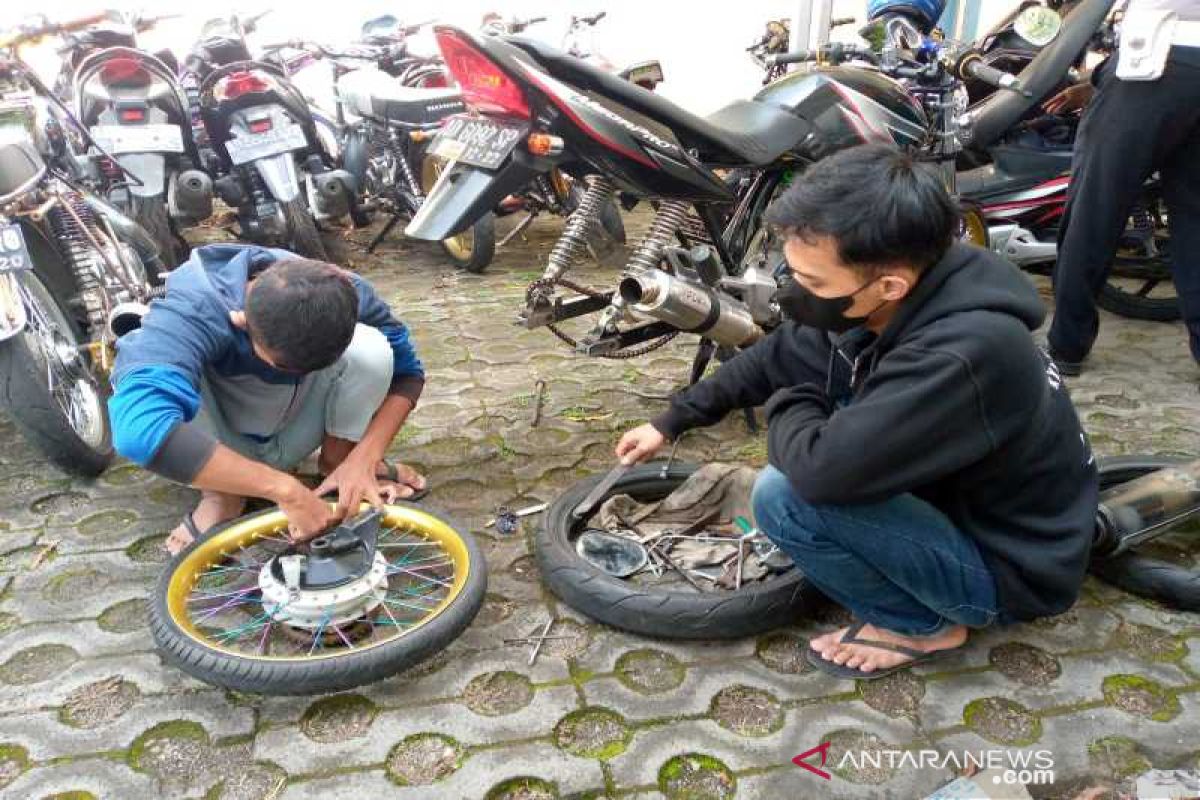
[989,144,1073,179]
[508,36,810,166]
[338,69,464,125]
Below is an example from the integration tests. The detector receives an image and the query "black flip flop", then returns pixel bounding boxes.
[805,620,965,680]
[166,512,205,554]
[379,459,429,502]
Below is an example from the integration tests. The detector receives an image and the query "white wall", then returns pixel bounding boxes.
[8,1,1019,115]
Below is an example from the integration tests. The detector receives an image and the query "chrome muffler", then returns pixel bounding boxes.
[618,270,764,348]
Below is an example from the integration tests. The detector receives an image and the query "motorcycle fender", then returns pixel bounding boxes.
[117,153,167,198]
[0,272,28,343]
[253,153,301,203]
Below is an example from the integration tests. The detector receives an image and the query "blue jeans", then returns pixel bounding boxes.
[751,466,1001,636]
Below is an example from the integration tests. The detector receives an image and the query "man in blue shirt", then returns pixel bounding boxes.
[108,244,427,553]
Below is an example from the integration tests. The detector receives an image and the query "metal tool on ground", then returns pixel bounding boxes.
[527,617,555,665]
[733,516,761,590]
[485,503,548,530]
[572,462,633,519]
[531,379,547,427]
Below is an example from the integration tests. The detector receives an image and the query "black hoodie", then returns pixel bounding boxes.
[652,243,1098,621]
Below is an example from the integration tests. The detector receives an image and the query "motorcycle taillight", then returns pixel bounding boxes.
[435,29,529,118]
[99,57,152,89]
[215,71,273,102]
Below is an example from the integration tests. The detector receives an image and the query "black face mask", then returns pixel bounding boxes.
[776,275,884,333]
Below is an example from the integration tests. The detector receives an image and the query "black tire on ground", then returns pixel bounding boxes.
[148,502,488,695]
[0,269,112,477]
[441,211,495,274]
[131,194,183,277]
[598,198,626,244]
[1091,456,1200,612]
[535,461,822,639]
[1096,281,1180,322]
[281,197,329,261]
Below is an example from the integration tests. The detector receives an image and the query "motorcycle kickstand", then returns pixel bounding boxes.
[499,211,538,248]
[366,212,404,253]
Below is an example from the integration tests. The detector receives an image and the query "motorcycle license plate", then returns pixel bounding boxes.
[431,115,527,170]
[225,123,308,165]
[0,224,31,273]
[90,124,185,155]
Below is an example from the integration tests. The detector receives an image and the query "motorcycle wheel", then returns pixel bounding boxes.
[149,502,487,695]
[1091,457,1200,612]
[0,269,113,477]
[536,462,822,639]
[280,197,329,261]
[420,155,495,273]
[131,195,184,276]
[1097,197,1178,321]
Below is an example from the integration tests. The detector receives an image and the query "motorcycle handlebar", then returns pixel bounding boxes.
[958,52,1025,93]
[512,15,548,31]
[765,49,816,67]
[0,12,110,48]
[582,11,607,25]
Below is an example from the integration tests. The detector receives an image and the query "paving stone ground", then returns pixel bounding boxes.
[0,210,1198,800]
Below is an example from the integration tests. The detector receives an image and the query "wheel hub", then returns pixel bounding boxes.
[258,552,389,630]
[256,510,390,631]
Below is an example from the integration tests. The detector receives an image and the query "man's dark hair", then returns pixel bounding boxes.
[765,144,959,273]
[244,258,359,373]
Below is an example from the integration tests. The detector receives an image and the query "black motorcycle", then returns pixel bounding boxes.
[182,16,354,261]
[59,12,211,267]
[405,26,1018,369]
[0,15,164,476]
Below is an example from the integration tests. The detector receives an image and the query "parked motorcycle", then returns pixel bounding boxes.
[58,12,211,268]
[0,16,165,476]
[404,24,1020,367]
[182,16,354,261]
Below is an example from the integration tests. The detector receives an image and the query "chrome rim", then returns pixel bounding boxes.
[20,273,106,448]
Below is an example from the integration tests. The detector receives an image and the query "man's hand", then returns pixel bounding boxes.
[1043,82,1093,115]
[314,450,385,521]
[275,479,339,542]
[615,423,668,465]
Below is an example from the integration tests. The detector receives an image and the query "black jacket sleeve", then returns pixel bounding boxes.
[764,344,1025,505]
[650,324,829,440]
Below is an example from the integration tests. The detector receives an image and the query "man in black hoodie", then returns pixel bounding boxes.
[615,145,1099,679]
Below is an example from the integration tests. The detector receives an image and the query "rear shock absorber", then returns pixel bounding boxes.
[539,175,615,284]
[625,200,690,274]
[47,193,108,332]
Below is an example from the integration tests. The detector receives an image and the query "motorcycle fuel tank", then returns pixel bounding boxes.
[754,66,928,162]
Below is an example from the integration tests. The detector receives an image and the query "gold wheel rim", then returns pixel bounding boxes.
[421,155,475,261]
[165,505,471,662]
[962,207,988,247]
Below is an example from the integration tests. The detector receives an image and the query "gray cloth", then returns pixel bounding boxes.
[597,463,759,533]
[189,323,394,471]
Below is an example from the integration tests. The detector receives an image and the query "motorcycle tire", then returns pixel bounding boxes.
[131,195,184,276]
[1091,456,1200,612]
[281,197,329,261]
[535,462,822,639]
[149,502,487,695]
[440,212,496,274]
[1096,281,1179,322]
[0,268,113,477]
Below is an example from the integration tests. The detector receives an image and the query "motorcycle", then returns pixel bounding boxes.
[269,27,498,272]
[58,12,211,268]
[182,16,354,261]
[0,15,165,477]
[403,24,1020,367]
[872,0,1175,320]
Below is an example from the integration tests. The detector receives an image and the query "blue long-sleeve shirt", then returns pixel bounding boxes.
[108,244,424,480]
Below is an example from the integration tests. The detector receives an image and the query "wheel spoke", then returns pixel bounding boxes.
[1136,279,1161,298]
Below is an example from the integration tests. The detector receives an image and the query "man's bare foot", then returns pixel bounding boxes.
[812,622,968,674]
[165,491,247,555]
[378,461,427,502]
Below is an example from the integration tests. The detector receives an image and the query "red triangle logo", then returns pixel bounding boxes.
[793,741,832,780]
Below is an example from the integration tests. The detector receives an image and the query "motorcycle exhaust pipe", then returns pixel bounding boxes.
[311,169,355,219]
[170,169,214,223]
[618,271,764,348]
[1093,458,1200,556]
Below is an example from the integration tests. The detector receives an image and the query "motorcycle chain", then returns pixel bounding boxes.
[526,278,679,360]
